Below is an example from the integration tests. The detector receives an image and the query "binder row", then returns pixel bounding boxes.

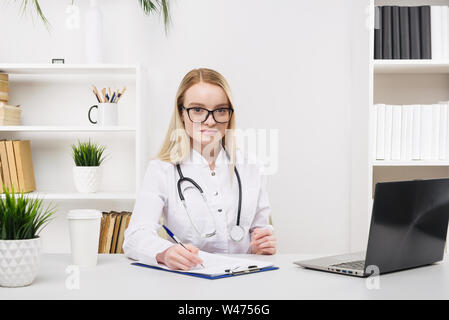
[98,211,132,254]
[374,103,449,161]
[374,5,449,59]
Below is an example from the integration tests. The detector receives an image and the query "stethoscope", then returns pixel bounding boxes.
[175,150,244,242]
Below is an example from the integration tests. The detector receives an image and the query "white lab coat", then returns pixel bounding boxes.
[123,146,273,266]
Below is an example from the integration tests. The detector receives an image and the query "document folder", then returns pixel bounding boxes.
[130,251,279,280]
[131,262,279,279]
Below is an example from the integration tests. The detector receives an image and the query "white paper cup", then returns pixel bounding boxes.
[67,209,102,267]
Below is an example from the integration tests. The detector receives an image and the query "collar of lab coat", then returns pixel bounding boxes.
[184,144,229,168]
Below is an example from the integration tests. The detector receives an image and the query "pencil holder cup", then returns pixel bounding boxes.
[88,103,117,126]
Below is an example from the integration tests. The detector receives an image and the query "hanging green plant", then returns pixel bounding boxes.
[14,0,49,26]
[139,0,171,34]
[14,0,171,32]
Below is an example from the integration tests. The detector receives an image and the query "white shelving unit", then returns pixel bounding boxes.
[372,160,449,166]
[374,59,449,73]
[371,0,449,201]
[0,64,138,75]
[344,0,449,253]
[0,63,149,201]
[16,191,136,200]
[0,126,136,132]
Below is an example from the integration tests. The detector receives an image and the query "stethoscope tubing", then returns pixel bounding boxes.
[175,155,242,229]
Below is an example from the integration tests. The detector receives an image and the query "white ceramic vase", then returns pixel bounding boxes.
[84,0,103,63]
[0,237,42,287]
[73,166,101,193]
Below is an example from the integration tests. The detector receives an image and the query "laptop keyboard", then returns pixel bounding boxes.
[331,260,365,270]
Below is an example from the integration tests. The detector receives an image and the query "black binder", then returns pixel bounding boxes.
[382,6,393,59]
[392,6,401,59]
[374,6,383,59]
[399,6,411,59]
[420,6,431,59]
[409,6,421,59]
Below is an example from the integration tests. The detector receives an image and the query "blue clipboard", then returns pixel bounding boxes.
[131,262,279,280]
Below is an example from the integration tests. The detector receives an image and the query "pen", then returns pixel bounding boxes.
[225,265,259,274]
[162,225,204,268]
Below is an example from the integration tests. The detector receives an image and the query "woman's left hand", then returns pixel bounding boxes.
[250,228,277,255]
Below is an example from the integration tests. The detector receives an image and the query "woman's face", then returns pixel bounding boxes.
[181,82,231,150]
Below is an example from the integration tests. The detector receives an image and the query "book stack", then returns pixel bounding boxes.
[374,103,449,161]
[0,103,22,125]
[374,5,449,59]
[0,74,8,103]
[0,140,36,193]
[98,211,132,254]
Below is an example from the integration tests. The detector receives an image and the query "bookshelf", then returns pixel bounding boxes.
[374,59,449,73]
[17,191,136,200]
[0,126,136,132]
[0,63,149,201]
[371,1,449,203]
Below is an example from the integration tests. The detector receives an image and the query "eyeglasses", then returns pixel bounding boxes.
[180,106,234,123]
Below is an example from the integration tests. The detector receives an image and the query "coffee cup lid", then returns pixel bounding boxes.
[67,209,102,220]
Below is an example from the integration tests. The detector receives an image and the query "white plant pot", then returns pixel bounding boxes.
[73,166,101,193]
[0,237,42,287]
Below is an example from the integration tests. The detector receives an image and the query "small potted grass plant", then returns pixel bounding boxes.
[71,139,107,193]
[0,185,56,287]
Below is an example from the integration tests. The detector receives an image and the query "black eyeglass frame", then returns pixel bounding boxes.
[179,106,234,123]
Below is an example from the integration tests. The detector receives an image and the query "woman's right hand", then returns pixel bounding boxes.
[156,244,203,270]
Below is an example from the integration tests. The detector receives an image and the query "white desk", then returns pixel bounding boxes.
[1,254,448,300]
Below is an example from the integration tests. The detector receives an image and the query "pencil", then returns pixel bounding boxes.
[116,86,126,102]
[102,88,107,103]
[92,85,101,103]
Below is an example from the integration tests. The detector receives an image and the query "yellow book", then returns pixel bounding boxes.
[0,140,11,191]
[0,82,8,92]
[104,212,118,254]
[5,140,19,192]
[12,140,36,193]
[117,213,132,254]
[98,212,107,253]
[111,213,123,254]
[0,91,9,103]
[0,159,3,189]
[0,74,7,81]
[98,212,110,254]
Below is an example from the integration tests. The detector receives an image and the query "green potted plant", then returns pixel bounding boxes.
[71,139,107,193]
[0,186,56,287]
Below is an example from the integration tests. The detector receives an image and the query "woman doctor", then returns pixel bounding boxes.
[123,68,276,270]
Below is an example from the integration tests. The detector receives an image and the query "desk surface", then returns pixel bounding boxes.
[2,253,448,300]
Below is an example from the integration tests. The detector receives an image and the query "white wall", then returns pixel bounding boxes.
[0,0,369,254]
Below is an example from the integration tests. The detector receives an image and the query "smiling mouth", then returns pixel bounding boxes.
[200,129,218,133]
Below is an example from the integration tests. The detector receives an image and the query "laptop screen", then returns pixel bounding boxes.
[365,178,449,275]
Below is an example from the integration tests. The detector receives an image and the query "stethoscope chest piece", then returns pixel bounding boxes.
[230,225,245,242]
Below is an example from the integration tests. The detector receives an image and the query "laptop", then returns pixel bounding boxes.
[294,178,449,277]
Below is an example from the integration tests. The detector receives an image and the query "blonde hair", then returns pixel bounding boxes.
[156,68,237,183]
